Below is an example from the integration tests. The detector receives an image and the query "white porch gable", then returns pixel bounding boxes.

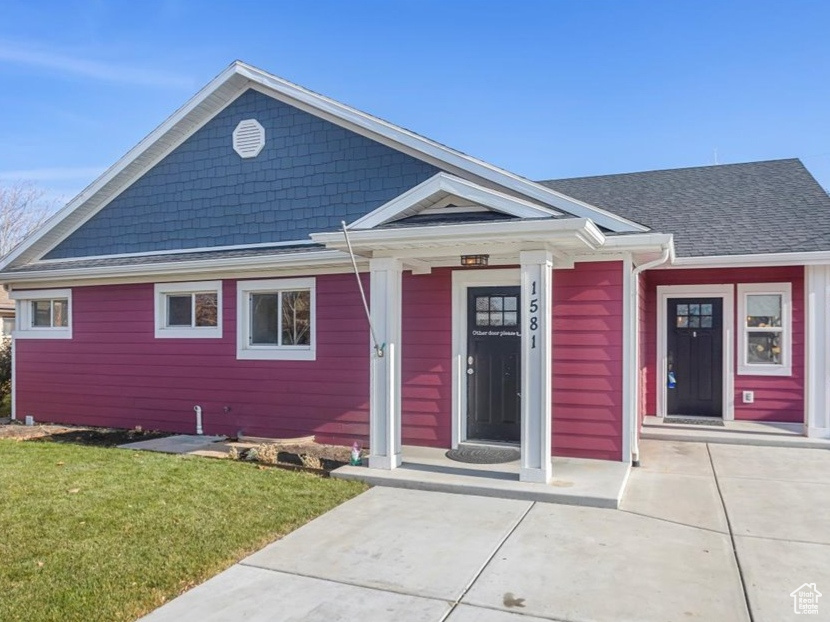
[348,172,562,230]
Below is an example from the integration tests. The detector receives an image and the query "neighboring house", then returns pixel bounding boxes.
[0,288,15,337]
[1,61,829,484]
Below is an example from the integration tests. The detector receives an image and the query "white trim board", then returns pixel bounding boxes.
[669,252,830,268]
[34,239,318,265]
[349,173,561,229]
[0,61,646,272]
[0,250,354,285]
[451,269,520,449]
[153,280,223,339]
[736,282,792,377]
[804,265,830,437]
[10,287,73,340]
[656,284,735,421]
[620,256,633,465]
[236,277,317,361]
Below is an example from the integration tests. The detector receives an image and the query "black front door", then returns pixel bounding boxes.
[466,287,521,442]
[667,298,723,417]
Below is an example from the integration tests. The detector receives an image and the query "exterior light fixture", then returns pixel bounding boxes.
[460,254,489,267]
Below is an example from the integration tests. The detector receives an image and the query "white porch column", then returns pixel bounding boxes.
[368,258,403,468]
[805,265,830,438]
[519,250,553,483]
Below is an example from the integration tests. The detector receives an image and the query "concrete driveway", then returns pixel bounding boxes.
[141,440,830,622]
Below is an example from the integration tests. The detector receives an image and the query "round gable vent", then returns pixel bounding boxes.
[233,119,265,158]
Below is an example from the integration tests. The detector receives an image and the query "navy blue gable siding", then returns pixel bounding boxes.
[46,89,440,259]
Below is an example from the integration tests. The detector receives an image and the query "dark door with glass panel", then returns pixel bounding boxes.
[667,298,723,417]
[467,287,521,442]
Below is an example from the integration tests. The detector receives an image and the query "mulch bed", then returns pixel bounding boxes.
[232,441,355,473]
[0,421,359,473]
[0,421,172,446]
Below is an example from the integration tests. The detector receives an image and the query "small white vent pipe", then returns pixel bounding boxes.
[194,405,203,435]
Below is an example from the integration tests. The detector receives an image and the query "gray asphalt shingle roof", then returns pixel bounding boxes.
[6,244,324,273]
[539,159,830,257]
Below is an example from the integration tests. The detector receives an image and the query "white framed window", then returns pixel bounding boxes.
[737,282,792,376]
[154,281,222,339]
[10,288,72,339]
[237,277,316,361]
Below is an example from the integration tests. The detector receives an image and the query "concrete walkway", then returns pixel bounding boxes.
[140,440,830,622]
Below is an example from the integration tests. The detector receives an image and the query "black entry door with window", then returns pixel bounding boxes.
[667,298,723,417]
[466,287,521,442]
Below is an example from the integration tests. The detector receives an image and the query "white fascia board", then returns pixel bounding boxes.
[313,217,606,251]
[0,250,354,285]
[349,173,560,229]
[602,232,674,250]
[602,233,675,262]
[34,239,317,265]
[669,251,830,269]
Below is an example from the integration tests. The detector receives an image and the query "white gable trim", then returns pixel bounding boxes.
[349,173,560,229]
[240,66,648,233]
[1,61,647,272]
[0,64,250,271]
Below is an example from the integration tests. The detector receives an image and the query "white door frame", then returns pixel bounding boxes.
[656,284,735,420]
[451,268,520,448]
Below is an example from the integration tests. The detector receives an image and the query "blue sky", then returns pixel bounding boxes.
[0,0,828,205]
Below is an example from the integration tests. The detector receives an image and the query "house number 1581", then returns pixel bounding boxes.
[529,280,539,349]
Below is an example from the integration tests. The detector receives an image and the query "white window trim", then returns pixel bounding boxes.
[154,281,223,339]
[236,277,316,361]
[737,282,792,377]
[10,288,73,339]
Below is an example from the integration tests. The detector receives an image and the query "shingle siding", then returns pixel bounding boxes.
[45,89,440,259]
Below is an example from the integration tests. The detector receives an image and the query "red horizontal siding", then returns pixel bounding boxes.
[553,261,624,461]
[643,266,805,423]
[15,275,371,445]
[17,261,626,462]
[401,269,452,447]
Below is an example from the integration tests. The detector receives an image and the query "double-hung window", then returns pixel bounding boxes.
[737,282,791,376]
[237,278,315,360]
[154,281,222,338]
[10,288,72,339]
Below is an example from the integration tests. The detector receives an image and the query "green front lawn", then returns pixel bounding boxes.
[0,440,367,621]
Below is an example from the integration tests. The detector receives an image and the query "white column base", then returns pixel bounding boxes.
[520,465,552,484]
[368,454,403,470]
[806,426,830,439]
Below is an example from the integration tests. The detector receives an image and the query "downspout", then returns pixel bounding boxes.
[629,246,671,466]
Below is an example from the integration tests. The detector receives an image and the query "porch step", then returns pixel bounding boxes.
[331,445,630,509]
[641,416,830,449]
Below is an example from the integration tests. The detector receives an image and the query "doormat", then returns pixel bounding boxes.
[445,445,521,464]
[663,417,725,427]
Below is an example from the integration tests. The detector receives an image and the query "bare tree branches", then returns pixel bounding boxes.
[0,182,57,258]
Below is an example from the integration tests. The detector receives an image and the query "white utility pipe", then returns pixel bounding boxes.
[194,405,203,435]
[630,247,672,466]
